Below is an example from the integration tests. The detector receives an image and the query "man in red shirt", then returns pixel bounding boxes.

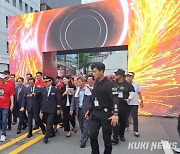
[35,72,45,88]
[34,71,45,130]
[0,72,14,142]
[4,71,15,91]
[4,70,15,130]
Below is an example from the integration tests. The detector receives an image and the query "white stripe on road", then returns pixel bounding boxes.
[161,140,174,154]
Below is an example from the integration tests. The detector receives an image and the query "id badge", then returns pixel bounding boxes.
[118,91,123,98]
[94,98,99,107]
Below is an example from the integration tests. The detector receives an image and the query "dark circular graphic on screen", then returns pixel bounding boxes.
[60,8,108,50]
[43,4,125,52]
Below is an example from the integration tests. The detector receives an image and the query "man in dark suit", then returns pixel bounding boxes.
[20,77,45,138]
[15,77,27,134]
[41,76,61,144]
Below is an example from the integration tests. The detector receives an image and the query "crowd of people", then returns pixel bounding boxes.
[0,62,146,153]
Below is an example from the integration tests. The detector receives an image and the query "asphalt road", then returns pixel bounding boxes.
[0,116,179,154]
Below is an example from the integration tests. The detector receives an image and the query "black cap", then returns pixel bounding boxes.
[114,69,125,76]
[4,70,10,75]
[43,76,53,82]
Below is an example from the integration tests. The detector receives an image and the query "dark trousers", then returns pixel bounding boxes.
[78,108,89,144]
[17,110,27,130]
[62,106,76,132]
[12,101,18,122]
[43,113,56,138]
[8,100,18,127]
[89,109,113,154]
[113,104,130,140]
[127,105,138,132]
[27,109,45,134]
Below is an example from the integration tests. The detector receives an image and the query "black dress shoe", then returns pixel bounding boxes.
[112,139,119,145]
[26,133,32,138]
[16,130,21,134]
[22,125,27,130]
[80,143,86,148]
[33,125,39,130]
[44,137,48,144]
[12,122,17,125]
[120,136,125,141]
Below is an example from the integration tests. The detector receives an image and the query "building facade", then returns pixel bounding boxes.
[0,0,40,71]
[40,0,102,10]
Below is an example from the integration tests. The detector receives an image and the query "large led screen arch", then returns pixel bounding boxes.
[8,0,180,116]
[8,0,128,76]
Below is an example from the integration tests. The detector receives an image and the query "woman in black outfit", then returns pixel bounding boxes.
[60,75,77,137]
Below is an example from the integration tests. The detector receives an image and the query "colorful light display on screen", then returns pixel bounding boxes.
[8,0,180,116]
[128,0,180,116]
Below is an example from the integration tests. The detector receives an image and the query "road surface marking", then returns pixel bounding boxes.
[0,129,40,151]
[9,126,61,154]
[161,140,174,154]
[9,134,44,154]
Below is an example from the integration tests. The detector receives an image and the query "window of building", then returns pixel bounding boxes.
[25,3,28,13]
[13,0,16,7]
[5,0,9,3]
[30,7,33,13]
[19,0,22,10]
[6,16,8,28]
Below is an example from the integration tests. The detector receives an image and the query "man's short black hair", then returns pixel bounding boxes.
[10,74,15,77]
[28,77,36,82]
[87,74,95,80]
[4,70,10,75]
[17,77,24,82]
[36,71,43,76]
[26,73,32,77]
[91,62,105,72]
